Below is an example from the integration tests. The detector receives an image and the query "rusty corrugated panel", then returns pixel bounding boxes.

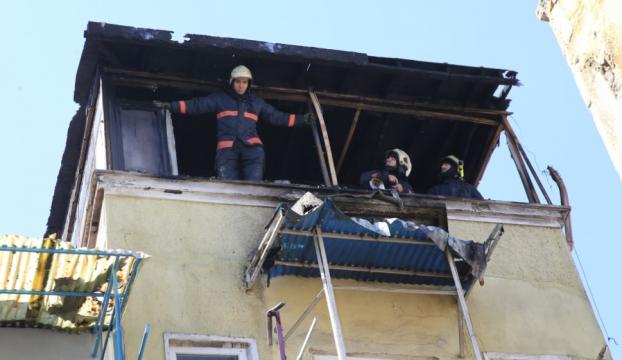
[0,235,142,332]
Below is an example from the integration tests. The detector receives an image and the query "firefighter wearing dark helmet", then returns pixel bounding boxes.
[427,155,484,199]
[154,65,314,181]
[360,149,413,193]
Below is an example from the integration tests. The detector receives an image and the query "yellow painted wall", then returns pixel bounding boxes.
[102,194,605,360]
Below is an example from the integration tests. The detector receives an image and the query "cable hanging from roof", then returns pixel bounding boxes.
[573,246,618,347]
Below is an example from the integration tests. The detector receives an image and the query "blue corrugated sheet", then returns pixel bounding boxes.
[269,198,471,288]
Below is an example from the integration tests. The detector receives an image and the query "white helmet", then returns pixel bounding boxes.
[230,65,253,84]
[386,148,412,177]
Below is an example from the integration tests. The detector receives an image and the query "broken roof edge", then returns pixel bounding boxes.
[75,21,520,105]
[45,107,86,238]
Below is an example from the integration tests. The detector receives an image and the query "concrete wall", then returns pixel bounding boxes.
[101,194,605,360]
[537,0,622,181]
[0,329,95,360]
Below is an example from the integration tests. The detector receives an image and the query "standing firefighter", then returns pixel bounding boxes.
[427,155,484,199]
[360,149,413,193]
[154,65,313,181]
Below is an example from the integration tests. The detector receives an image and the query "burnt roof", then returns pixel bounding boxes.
[75,22,518,107]
[46,21,519,237]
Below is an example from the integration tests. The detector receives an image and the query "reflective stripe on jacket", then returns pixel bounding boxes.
[170,90,304,149]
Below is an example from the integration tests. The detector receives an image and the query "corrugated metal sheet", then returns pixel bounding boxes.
[269,198,472,288]
[0,235,145,332]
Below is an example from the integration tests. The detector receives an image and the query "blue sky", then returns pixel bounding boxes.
[0,1,619,357]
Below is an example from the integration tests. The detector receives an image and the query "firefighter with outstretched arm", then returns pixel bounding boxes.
[154,65,314,181]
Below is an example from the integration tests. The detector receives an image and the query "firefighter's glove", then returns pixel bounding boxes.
[303,112,316,126]
[153,100,171,110]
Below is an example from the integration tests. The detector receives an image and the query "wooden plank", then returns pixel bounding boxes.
[474,123,503,187]
[311,98,498,126]
[309,90,339,186]
[446,251,483,360]
[278,228,436,246]
[458,305,466,358]
[105,68,511,117]
[502,117,540,203]
[336,109,361,174]
[112,74,500,126]
[244,211,285,289]
[62,78,103,243]
[310,115,332,186]
[314,227,347,360]
[518,144,552,205]
[333,285,456,296]
[295,317,317,360]
[465,224,504,299]
[284,289,324,341]
[274,260,453,279]
[165,110,179,176]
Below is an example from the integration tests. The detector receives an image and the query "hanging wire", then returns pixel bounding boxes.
[573,246,618,346]
[508,115,556,203]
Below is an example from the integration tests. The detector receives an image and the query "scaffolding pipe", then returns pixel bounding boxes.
[137,324,151,360]
[112,260,125,360]
[92,257,119,358]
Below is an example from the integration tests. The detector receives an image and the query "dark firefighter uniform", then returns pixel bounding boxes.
[359,149,414,193]
[426,155,484,199]
[170,89,306,181]
[427,177,483,199]
[359,168,413,193]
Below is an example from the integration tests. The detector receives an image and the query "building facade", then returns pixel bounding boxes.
[2,22,608,359]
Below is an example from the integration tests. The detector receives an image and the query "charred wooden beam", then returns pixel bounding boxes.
[502,117,540,203]
[104,68,506,125]
[309,90,338,186]
[336,109,361,174]
[365,62,518,87]
[473,123,503,187]
[519,145,552,205]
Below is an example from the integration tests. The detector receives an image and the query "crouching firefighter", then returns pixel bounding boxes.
[360,148,413,193]
[154,65,314,181]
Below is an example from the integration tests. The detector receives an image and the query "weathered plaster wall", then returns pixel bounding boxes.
[537,0,622,181]
[0,329,94,359]
[449,221,604,358]
[102,194,604,360]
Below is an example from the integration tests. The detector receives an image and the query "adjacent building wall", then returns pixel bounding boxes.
[101,193,604,360]
[0,329,94,360]
[537,0,622,181]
